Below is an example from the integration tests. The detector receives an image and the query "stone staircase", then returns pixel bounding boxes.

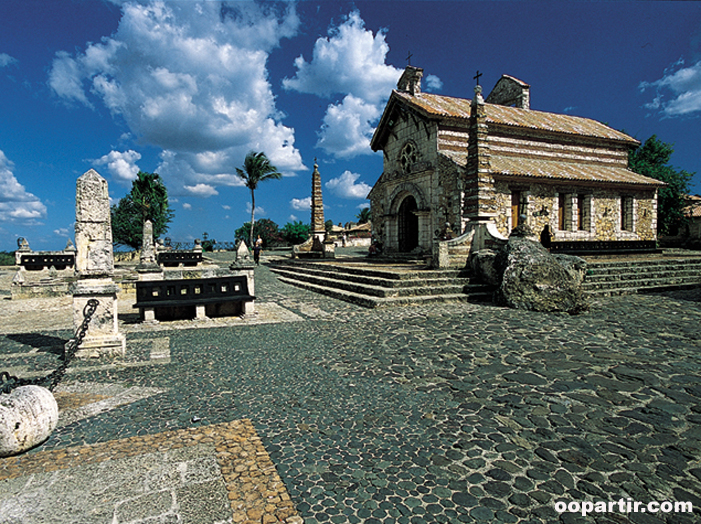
[268,259,494,308]
[583,256,701,296]
[269,254,701,307]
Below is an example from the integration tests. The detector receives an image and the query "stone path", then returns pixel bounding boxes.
[0,253,700,523]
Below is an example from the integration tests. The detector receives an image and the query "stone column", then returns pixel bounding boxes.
[311,159,325,241]
[136,219,163,323]
[463,85,497,222]
[71,169,126,358]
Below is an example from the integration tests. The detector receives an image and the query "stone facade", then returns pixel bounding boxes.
[369,66,664,257]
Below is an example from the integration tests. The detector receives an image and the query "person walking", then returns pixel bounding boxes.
[253,235,263,265]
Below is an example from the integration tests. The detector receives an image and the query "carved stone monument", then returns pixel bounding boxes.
[71,169,126,358]
[293,160,335,258]
[136,219,162,274]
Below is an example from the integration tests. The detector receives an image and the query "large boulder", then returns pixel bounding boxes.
[494,224,589,314]
[0,385,59,457]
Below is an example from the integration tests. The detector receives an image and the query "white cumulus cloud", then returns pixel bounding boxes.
[182,203,192,210]
[317,95,381,158]
[94,149,141,185]
[640,58,701,117]
[0,150,47,225]
[245,201,265,216]
[326,170,372,199]
[0,53,18,68]
[290,197,311,211]
[49,0,305,196]
[425,74,443,92]
[183,183,218,198]
[284,10,401,159]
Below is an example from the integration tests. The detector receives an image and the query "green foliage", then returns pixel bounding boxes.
[0,251,15,266]
[235,218,282,247]
[235,151,282,247]
[281,221,311,245]
[201,232,216,252]
[629,135,694,235]
[111,171,174,249]
[325,219,334,234]
[356,207,371,224]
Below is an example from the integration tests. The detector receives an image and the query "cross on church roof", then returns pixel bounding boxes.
[473,70,482,86]
[406,51,413,66]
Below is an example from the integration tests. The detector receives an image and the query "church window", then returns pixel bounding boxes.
[557,193,568,231]
[621,196,634,231]
[511,191,521,229]
[576,194,586,230]
[577,194,592,232]
[399,142,418,174]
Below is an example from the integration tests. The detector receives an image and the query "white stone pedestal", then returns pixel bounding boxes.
[70,279,126,358]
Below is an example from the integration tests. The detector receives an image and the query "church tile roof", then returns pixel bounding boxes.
[490,155,665,186]
[393,91,639,144]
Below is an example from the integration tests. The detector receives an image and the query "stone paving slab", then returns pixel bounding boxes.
[0,420,301,524]
[0,260,700,523]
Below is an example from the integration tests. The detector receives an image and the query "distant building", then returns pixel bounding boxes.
[368,65,664,256]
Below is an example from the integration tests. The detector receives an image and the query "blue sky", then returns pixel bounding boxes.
[1,0,700,252]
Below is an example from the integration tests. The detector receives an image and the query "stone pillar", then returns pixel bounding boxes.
[136,219,162,276]
[463,85,497,222]
[14,238,30,266]
[71,169,126,358]
[311,159,325,242]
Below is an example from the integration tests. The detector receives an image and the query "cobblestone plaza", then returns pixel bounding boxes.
[0,252,700,523]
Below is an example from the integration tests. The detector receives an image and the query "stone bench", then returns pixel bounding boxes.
[157,251,203,267]
[133,275,254,321]
[19,253,75,271]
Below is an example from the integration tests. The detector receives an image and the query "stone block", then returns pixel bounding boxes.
[0,386,59,457]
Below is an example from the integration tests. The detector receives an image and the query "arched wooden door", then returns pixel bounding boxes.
[398,195,419,252]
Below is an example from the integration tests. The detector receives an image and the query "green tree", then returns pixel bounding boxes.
[235,218,282,247]
[356,207,371,224]
[235,151,282,247]
[281,221,311,245]
[325,219,334,234]
[628,135,694,235]
[111,171,174,249]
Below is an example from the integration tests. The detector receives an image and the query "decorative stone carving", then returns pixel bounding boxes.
[232,240,253,267]
[71,169,126,358]
[136,219,161,275]
[0,386,59,457]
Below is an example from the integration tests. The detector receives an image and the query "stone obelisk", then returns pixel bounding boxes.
[71,169,126,358]
[311,159,325,242]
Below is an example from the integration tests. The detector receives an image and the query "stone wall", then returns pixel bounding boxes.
[492,181,658,242]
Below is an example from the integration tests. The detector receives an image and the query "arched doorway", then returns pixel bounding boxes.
[398,195,419,252]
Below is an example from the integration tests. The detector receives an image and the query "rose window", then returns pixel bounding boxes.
[400,142,418,173]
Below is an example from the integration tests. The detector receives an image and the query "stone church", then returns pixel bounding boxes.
[368,66,664,261]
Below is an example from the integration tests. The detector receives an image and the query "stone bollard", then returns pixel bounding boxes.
[0,385,59,457]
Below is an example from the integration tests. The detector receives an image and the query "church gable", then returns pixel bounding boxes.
[485,74,530,109]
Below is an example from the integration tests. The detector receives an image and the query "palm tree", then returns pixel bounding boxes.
[356,206,371,224]
[236,151,282,247]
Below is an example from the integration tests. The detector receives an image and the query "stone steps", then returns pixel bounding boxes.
[268,260,493,308]
[270,264,470,291]
[583,257,701,295]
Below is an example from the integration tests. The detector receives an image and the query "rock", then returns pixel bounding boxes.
[552,254,588,286]
[494,226,589,314]
[470,249,500,286]
[0,385,59,457]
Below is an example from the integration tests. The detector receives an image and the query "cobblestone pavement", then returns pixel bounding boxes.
[0,253,700,523]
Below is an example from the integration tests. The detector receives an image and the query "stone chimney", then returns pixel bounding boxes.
[397,65,423,96]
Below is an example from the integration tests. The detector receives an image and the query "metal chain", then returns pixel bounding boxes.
[0,299,100,394]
